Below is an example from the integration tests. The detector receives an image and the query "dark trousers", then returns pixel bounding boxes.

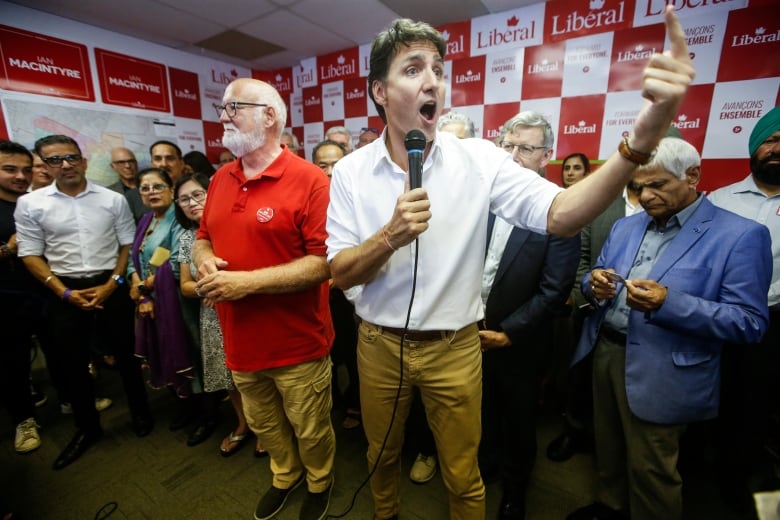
[49,273,150,434]
[717,310,780,486]
[329,289,360,412]
[0,291,37,424]
[479,338,545,497]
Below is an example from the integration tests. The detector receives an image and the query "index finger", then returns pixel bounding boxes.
[664,5,690,63]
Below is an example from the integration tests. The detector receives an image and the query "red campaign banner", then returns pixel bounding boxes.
[608,23,665,92]
[202,120,226,164]
[0,107,8,140]
[451,55,486,107]
[544,0,635,43]
[95,48,169,112]
[717,5,780,82]
[701,158,749,193]
[366,115,385,136]
[302,85,323,123]
[343,77,369,119]
[253,68,294,127]
[669,83,714,153]
[169,67,201,119]
[317,47,360,84]
[0,24,94,101]
[483,102,522,142]
[557,94,606,160]
[253,67,294,97]
[437,20,472,62]
[522,41,565,100]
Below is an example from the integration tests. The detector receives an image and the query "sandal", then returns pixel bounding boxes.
[342,409,361,430]
[220,431,250,458]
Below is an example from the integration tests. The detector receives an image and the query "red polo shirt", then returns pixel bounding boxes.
[196,148,333,372]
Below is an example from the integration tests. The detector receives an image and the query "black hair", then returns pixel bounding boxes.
[149,140,182,159]
[367,18,447,123]
[0,140,33,161]
[312,139,347,162]
[182,150,216,177]
[173,172,211,229]
[34,135,81,157]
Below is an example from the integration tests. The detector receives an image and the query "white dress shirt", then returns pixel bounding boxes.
[327,131,562,330]
[14,180,136,277]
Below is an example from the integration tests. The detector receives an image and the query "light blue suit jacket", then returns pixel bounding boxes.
[573,197,772,424]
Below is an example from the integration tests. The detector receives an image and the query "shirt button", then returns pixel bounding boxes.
[242,187,248,192]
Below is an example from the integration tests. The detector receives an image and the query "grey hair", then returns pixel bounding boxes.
[325,126,351,140]
[638,137,700,180]
[499,111,554,149]
[437,111,476,138]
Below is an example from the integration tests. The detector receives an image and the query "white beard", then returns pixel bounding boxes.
[222,125,266,158]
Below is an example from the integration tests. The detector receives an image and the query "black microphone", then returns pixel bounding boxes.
[404,129,426,190]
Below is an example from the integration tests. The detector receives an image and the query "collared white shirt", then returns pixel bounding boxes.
[327,130,562,330]
[14,180,135,277]
[709,174,780,307]
[481,217,512,310]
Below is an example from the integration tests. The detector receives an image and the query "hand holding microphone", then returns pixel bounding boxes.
[383,130,431,248]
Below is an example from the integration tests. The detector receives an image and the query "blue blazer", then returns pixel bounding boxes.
[573,197,772,424]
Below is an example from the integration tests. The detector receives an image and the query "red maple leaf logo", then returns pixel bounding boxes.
[507,15,519,27]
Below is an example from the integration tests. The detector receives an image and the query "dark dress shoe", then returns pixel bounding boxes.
[186,418,218,447]
[53,430,103,470]
[498,495,526,519]
[132,415,154,438]
[546,431,587,462]
[566,502,628,520]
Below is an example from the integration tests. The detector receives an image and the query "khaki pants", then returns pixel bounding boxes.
[232,356,335,493]
[592,336,686,520]
[358,321,485,520]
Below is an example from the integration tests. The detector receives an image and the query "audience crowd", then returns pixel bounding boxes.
[1,11,779,520]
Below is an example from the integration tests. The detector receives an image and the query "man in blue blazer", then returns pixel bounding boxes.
[567,138,772,520]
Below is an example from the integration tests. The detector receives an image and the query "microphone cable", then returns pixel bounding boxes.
[328,237,421,518]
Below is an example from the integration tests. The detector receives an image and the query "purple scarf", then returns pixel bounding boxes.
[132,213,194,397]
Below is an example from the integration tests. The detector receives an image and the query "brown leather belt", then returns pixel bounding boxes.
[380,325,454,342]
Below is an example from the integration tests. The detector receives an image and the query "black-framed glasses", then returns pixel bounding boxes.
[500,142,547,157]
[175,189,206,206]
[139,183,169,194]
[42,154,83,167]
[360,127,379,134]
[111,159,137,166]
[214,102,268,118]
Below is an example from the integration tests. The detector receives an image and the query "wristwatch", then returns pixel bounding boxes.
[111,274,125,285]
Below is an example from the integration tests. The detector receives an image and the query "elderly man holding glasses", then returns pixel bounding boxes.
[14,135,153,470]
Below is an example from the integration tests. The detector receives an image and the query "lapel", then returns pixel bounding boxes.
[495,226,531,284]
[648,198,714,281]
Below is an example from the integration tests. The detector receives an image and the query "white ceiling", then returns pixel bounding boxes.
[8,0,540,70]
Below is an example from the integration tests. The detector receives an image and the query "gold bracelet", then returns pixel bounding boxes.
[618,136,653,165]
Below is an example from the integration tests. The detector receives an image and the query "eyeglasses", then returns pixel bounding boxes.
[111,159,137,166]
[139,183,169,194]
[500,142,548,157]
[175,189,206,206]
[360,127,379,134]
[42,154,83,167]
[214,102,268,118]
